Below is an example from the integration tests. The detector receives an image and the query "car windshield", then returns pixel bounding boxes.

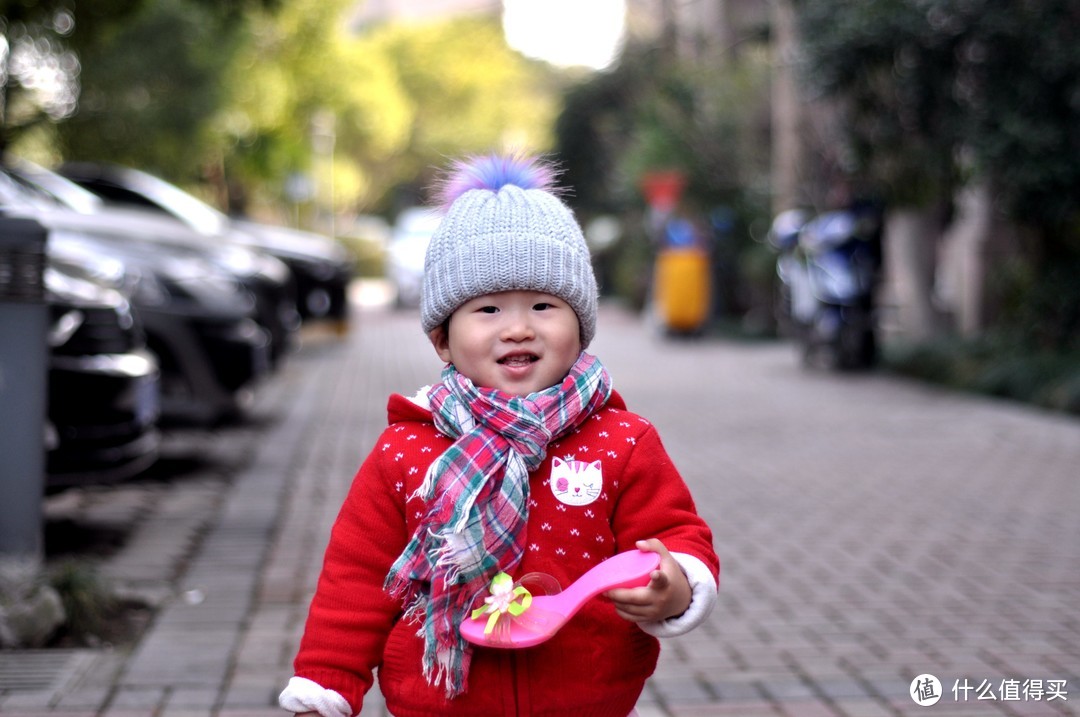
[0,169,62,211]
[118,168,231,237]
[10,160,105,214]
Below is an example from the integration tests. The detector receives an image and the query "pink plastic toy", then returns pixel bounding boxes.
[459,549,661,649]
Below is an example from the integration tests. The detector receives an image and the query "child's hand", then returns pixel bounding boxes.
[605,539,692,623]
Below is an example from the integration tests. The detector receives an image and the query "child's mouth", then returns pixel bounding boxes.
[498,354,539,367]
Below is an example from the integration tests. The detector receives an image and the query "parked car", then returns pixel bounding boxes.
[9,160,300,367]
[0,172,272,425]
[53,233,271,424]
[44,254,161,491]
[57,162,355,330]
[387,206,441,308]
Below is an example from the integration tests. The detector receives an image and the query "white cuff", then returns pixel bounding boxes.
[278,676,353,717]
[638,552,717,638]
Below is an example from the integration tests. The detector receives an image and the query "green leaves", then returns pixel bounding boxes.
[6,0,558,215]
[794,0,1080,226]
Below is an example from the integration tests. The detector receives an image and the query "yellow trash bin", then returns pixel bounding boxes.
[653,247,711,333]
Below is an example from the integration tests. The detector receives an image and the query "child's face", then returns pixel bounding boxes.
[430,290,582,396]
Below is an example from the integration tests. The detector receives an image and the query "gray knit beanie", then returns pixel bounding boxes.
[420,153,598,347]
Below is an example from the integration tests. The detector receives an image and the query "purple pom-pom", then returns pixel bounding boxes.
[436,153,558,210]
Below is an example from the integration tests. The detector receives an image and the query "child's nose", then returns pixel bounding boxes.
[500,312,535,341]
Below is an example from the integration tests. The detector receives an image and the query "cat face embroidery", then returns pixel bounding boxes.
[550,457,603,507]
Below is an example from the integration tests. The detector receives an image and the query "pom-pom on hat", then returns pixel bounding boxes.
[421,153,598,347]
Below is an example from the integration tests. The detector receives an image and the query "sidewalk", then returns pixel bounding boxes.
[2,292,1078,717]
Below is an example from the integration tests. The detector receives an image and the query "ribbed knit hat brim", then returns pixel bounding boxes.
[421,181,598,347]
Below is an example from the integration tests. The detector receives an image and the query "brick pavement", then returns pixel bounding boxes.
[2,292,1077,717]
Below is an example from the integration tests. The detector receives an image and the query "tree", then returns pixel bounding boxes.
[1,0,99,156]
[211,0,415,217]
[352,15,559,212]
[16,0,556,223]
[55,0,241,178]
[794,0,1080,346]
[2,0,276,166]
[222,10,559,218]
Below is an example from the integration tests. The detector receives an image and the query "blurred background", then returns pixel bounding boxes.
[3,0,1078,409]
[1,0,1078,658]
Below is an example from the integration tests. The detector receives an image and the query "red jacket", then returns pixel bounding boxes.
[291,391,718,717]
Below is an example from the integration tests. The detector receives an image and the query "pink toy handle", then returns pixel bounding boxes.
[558,549,660,610]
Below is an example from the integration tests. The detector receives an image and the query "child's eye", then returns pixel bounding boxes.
[479,305,500,314]
[533,302,553,311]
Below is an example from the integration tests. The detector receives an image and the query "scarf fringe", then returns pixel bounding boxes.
[411,461,441,503]
[423,639,469,697]
[434,530,479,586]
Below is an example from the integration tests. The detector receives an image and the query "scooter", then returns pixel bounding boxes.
[769,206,881,370]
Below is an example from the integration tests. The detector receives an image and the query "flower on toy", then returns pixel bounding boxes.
[470,572,532,636]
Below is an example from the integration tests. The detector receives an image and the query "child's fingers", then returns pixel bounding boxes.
[606,568,667,606]
[609,585,670,622]
[604,540,673,608]
[604,584,650,605]
[636,538,671,558]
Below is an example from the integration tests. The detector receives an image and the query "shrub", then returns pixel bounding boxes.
[884,336,1080,416]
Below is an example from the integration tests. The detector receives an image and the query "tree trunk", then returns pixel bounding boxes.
[937,181,1019,336]
[883,206,944,342]
[770,0,803,214]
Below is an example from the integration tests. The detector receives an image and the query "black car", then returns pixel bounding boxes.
[232,217,353,328]
[57,162,355,330]
[49,229,272,425]
[10,160,300,367]
[1,172,272,425]
[45,255,161,491]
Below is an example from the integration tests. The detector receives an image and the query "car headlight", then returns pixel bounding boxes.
[212,246,260,276]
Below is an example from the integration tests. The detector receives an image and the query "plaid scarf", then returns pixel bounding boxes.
[384,352,612,697]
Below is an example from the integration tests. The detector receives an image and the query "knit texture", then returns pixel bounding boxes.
[420,154,599,347]
[384,352,612,697]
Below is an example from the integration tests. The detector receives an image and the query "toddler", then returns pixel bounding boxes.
[280,153,719,717]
